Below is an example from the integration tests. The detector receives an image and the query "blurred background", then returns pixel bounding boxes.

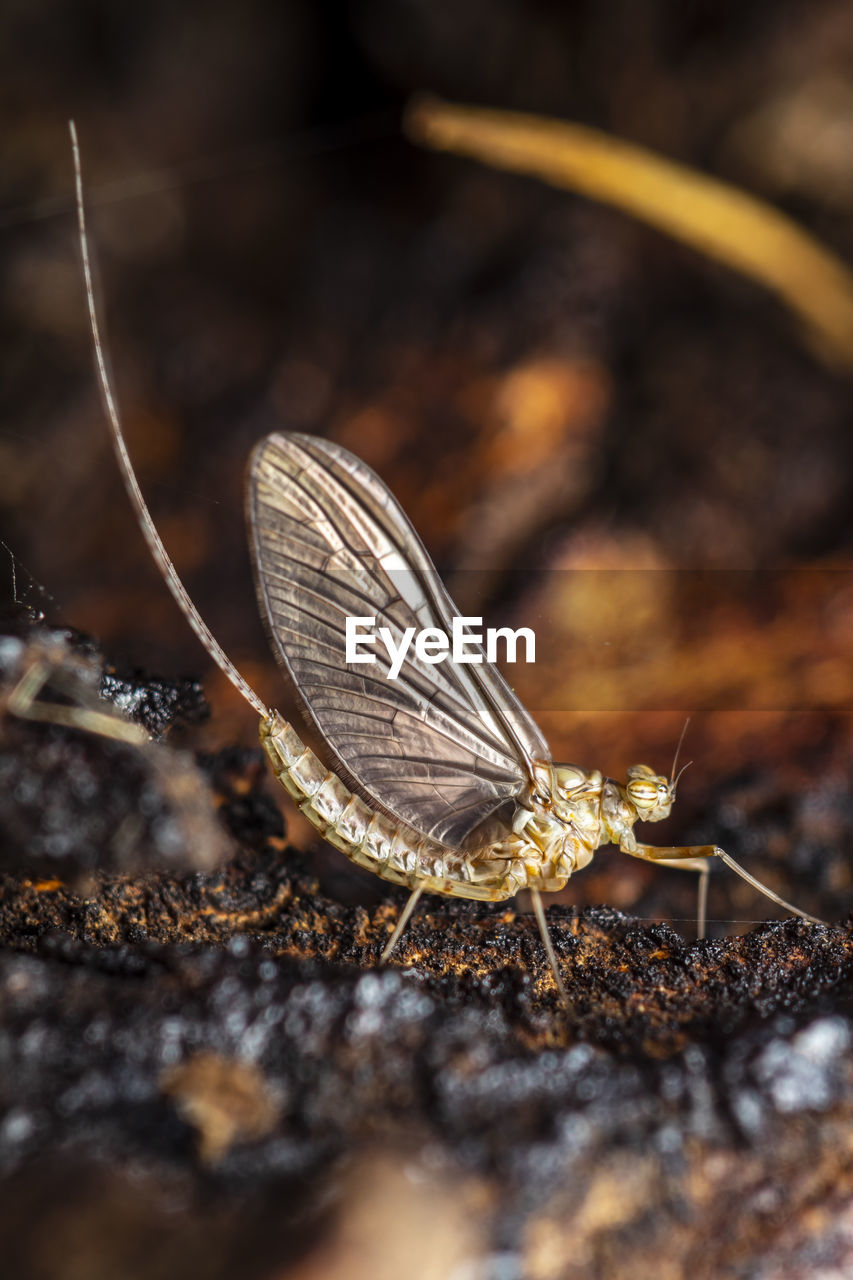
[2,0,853,927]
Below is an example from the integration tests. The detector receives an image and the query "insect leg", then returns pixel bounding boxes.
[624,843,823,926]
[696,863,710,940]
[380,884,425,964]
[530,887,568,1003]
[626,852,710,940]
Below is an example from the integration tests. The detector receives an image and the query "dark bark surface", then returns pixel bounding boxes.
[2,625,853,1279]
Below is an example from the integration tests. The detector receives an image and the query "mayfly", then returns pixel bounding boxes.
[70,123,821,999]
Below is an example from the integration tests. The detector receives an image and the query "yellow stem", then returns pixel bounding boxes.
[406,95,853,371]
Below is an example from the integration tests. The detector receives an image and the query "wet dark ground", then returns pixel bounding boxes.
[2,624,853,1279]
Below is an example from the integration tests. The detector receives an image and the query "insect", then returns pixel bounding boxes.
[70,123,821,999]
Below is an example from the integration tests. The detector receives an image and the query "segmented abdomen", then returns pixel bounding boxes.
[260,713,532,901]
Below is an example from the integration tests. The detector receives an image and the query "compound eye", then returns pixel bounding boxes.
[626,778,659,810]
[626,763,656,782]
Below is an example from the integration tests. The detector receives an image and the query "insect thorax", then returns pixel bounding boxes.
[509,760,660,885]
[508,763,605,888]
[260,714,610,901]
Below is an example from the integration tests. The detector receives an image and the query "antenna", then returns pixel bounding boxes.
[69,121,269,721]
[670,717,691,789]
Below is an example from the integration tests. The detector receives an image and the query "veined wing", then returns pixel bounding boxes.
[246,432,551,846]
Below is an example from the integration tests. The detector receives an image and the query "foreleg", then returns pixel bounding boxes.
[623,842,822,931]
